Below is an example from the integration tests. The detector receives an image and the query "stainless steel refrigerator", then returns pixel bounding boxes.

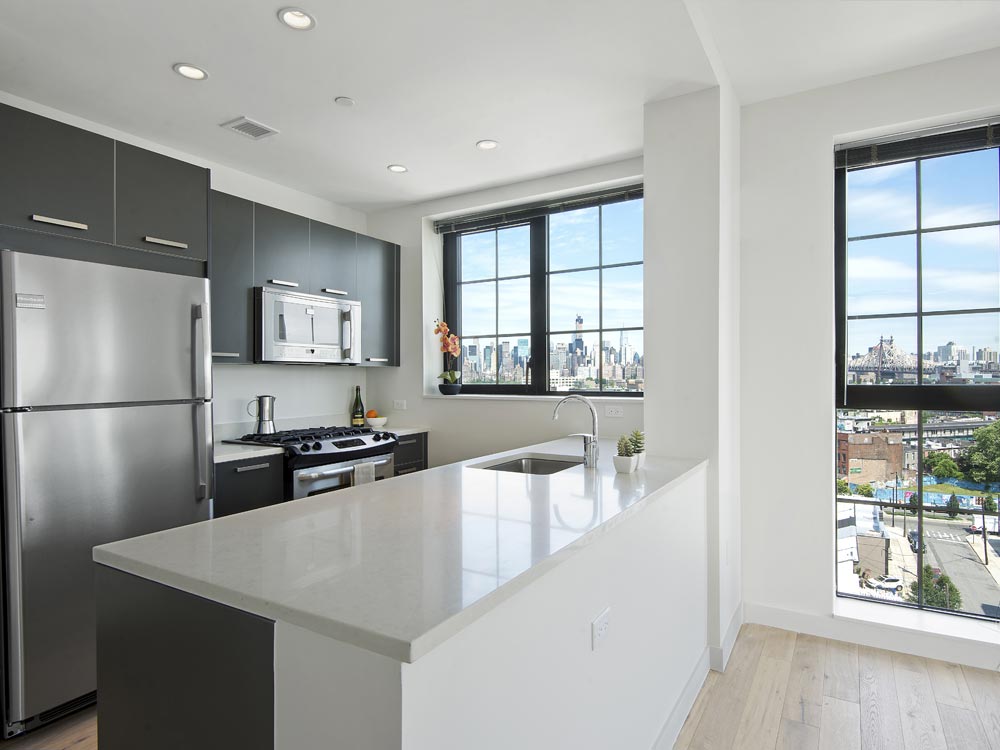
[0,249,212,735]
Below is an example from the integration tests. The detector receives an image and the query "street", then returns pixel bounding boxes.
[921,517,1000,618]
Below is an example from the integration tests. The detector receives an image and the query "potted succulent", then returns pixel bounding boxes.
[630,429,646,468]
[434,319,462,395]
[613,435,637,474]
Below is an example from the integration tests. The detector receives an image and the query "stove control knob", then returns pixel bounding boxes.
[383,433,394,440]
[313,442,322,451]
[373,433,382,441]
[300,443,311,452]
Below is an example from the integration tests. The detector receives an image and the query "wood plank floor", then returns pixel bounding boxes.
[4,706,96,750]
[676,624,999,750]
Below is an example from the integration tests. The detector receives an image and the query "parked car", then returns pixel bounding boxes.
[866,574,904,592]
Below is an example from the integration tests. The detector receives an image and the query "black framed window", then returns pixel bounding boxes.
[442,188,644,396]
[835,122,1000,622]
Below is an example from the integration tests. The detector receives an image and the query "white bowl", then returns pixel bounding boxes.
[367,417,388,428]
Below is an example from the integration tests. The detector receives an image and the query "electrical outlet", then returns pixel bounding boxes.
[591,607,611,651]
[604,405,624,418]
[393,400,407,410]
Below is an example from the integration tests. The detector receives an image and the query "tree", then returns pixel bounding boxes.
[856,484,875,498]
[907,565,962,610]
[929,456,963,481]
[906,493,919,515]
[836,479,850,496]
[964,421,1000,486]
[946,493,960,519]
[986,496,998,514]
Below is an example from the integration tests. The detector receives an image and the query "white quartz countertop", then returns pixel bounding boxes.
[96,438,704,662]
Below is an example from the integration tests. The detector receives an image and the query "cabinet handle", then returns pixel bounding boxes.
[235,462,270,473]
[366,357,389,363]
[396,466,419,475]
[322,288,348,296]
[398,438,417,446]
[144,236,189,250]
[269,279,299,288]
[212,352,241,358]
[31,214,88,231]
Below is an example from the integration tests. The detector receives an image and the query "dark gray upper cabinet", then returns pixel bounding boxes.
[115,142,209,260]
[0,103,114,242]
[308,221,358,300]
[209,192,254,363]
[357,234,400,366]
[252,205,309,290]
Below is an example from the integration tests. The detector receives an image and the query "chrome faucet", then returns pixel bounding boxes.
[552,394,599,468]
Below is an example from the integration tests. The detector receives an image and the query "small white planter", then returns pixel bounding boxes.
[613,454,638,474]
[635,452,645,469]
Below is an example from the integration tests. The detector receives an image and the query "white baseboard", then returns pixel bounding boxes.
[709,602,743,671]
[744,601,1000,671]
[652,647,711,750]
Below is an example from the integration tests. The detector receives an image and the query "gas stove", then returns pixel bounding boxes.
[226,426,398,470]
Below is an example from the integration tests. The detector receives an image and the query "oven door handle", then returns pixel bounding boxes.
[297,457,391,481]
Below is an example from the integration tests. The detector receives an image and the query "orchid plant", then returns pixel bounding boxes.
[434,319,462,384]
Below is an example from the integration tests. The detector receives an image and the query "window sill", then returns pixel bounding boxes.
[422,391,643,404]
[834,597,1000,646]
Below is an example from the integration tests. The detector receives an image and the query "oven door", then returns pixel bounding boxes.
[256,288,360,364]
[291,454,394,499]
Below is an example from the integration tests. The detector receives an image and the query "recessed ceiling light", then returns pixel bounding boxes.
[172,63,208,81]
[476,139,499,150]
[278,7,316,30]
[334,96,356,107]
[387,164,408,173]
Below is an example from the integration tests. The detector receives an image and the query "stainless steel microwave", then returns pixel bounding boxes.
[254,287,361,364]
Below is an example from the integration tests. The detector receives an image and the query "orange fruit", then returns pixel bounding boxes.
[365,409,379,418]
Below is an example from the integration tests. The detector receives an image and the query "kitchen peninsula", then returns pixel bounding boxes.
[94,438,708,750]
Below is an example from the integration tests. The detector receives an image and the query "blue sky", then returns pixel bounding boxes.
[459,199,644,339]
[846,150,1000,356]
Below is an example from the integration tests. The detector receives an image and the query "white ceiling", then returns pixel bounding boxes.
[697,0,1000,105]
[0,0,716,212]
[5,2,1000,214]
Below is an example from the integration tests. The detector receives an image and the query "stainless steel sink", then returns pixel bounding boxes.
[475,456,584,475]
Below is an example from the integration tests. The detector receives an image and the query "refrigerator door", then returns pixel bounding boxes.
[2,402,212,723]
[1,250,210,408]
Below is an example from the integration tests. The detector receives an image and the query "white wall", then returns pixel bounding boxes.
[365,160,646,467]
[741,46,1000,661]
[643,86,742,670]
[0,89,372,430]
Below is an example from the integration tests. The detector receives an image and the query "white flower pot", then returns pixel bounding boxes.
[635,452,645,469]
[613,454,638,474]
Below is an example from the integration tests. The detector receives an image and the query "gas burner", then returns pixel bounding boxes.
[238,426,374,444]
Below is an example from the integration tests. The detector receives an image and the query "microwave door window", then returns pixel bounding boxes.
[273,301,313,345]
[311,306,344,349]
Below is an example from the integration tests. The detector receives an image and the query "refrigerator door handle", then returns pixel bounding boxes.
[194,402,212,502]
[3,412,28,722]
[2,251,19,409]
[192,303,210,400]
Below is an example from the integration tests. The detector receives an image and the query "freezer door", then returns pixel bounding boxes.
[2,403,212,723]
[1,250,210,408]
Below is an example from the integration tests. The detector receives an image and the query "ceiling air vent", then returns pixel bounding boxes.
[220,116,279,140]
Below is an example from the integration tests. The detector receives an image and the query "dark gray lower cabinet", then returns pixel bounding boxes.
[209,191,254,363]
[394,432,428,476]
[357,234,400,366]
[96,566,273,750]
[214,456,284,517]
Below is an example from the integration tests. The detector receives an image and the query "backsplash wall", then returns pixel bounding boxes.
[212,364,367,439]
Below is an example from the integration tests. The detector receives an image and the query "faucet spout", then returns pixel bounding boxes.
[552,395,599,468]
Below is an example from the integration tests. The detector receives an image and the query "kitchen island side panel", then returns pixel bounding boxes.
[95,565,274,750]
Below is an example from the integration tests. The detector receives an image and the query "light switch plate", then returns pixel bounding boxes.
[393,400,407,410]
[604,405,624,418]
[591,607,611,651]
